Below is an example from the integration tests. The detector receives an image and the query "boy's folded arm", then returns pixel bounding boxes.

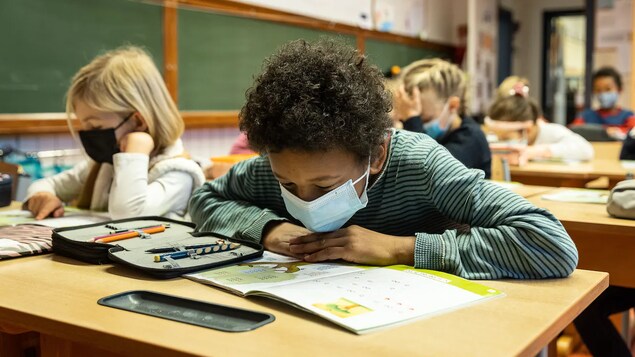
[189,161,288,242]
[418,146,578,279]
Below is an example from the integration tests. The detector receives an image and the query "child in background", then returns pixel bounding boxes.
[25,47,205,220]
[575,179,635,357]
[190,39,577,280]
[486,83,594,165]
[572,66,635,140]
[393,59,491,178]
[621,129,635,160]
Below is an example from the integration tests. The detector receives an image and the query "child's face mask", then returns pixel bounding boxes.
[596,91,619,109]
[78,114,131,164]
[279,160,370,232]
[424,102,452,140]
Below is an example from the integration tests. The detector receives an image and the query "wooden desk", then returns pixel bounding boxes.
[0,255,607,357]
[510,159,633,188]
[528,189,635,288]
[592,142,622,160]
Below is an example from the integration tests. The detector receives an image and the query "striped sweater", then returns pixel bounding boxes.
[190,130,578,280]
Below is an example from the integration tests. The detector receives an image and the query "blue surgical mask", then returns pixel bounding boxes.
[424,103,451,140]
[596,91,619,109]
[279,162,370,232]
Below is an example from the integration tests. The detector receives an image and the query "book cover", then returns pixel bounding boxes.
[186,252,504,334]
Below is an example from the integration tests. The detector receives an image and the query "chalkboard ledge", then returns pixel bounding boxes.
[0,111,239,135]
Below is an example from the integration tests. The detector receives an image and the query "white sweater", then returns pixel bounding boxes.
[26,139,206,220]
[535,121,595,161]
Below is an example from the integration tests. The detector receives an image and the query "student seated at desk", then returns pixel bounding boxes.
[190,39,578,280]
[25,47,205,220]
[486,83,594,165]
[393,59,491,178]
[575,180,635,357]
[620,128,635,160]
[572,66,635,140]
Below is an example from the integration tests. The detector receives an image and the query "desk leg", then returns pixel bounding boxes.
[40,334,124,357]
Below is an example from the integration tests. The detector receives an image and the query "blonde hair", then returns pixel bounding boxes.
[399,58,469,116]
[496,76,530,100]
[66,46,183,153]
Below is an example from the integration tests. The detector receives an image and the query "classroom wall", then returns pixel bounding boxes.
[499,0,585,105]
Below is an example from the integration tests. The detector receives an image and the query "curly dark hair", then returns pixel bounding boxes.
[239,39,392,161]
[593,66,622,90]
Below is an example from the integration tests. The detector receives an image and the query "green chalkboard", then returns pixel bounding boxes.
[178,9,357,110]
[364,39,449,74]
[0,0,163,113]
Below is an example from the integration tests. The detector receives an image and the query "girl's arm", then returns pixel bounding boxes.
[108,153,197,219]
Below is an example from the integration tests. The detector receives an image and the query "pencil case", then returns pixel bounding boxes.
[52,216,263,279]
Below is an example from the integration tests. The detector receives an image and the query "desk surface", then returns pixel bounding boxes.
[510,159,632,179]
[0,255,607,357]
[591,142,622,160]
[528,188,635,288]
[527,189,635,236]
[510,159,633,188]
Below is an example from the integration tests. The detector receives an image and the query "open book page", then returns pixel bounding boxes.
[541,189,609,204]
[188,254,504,334]
[185,251,367,295]
[0,207,110,228]
[255,266,503,334]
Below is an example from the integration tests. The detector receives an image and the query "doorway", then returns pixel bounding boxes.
[542,10,586,125]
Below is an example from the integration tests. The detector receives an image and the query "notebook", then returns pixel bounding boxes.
[0,208,110,260]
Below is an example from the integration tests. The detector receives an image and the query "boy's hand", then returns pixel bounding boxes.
[120,132,155,155]
[288,225,415,266]
[25,192,64,220]
[262,221,312,259]
[607,127,627,141]
[394,85,422,121]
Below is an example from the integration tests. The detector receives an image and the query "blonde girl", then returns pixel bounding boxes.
[25,46,205,220]
[393,58,491,178]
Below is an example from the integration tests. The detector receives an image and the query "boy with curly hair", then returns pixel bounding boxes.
[190,39,578,279]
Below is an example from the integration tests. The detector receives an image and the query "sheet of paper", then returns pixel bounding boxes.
[0,208,110,228]
[542,190,609,204]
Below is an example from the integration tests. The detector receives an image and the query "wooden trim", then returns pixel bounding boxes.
[0,111,239,135]
[174,0,454,53]
[163,0,179,103]
[357,34,366,54]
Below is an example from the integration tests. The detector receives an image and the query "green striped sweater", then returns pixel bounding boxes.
[190,130,578,279]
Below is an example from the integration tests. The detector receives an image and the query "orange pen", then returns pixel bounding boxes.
[94,225,166,244]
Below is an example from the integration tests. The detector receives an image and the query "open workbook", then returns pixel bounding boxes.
[186,252,504,334]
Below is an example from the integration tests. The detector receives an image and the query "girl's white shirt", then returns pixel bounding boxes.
[534,120,595,161]
[26,139,206,220]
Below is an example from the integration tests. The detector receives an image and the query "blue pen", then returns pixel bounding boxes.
[153,242,240,262]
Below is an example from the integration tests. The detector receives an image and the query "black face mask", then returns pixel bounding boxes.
[78,114,132,164]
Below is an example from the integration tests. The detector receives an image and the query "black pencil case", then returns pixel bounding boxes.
[52,216,263,279]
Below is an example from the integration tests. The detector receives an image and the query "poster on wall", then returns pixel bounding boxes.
[374,0,426,37]
[234,0,373,29]
[467,0,498,115]
[235,0,428,38]
[595,0,632,74]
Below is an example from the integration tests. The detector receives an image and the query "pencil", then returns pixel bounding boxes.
[94,225,166,244]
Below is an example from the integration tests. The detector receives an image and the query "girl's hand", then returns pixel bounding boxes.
[120,132,155,155]
[25,192,64,220]
[262,221,313,259]
[288,225,415,266]
[394,85,422,121]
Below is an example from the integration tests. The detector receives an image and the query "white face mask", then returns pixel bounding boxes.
[279,162,370,232]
